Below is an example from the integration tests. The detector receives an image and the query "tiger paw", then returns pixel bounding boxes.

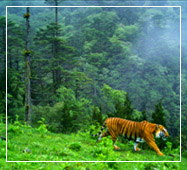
[135,147,141,151]
[158,152,165,156]
[114,145,120,150]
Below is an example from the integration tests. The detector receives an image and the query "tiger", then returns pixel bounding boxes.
[91,117,169,156]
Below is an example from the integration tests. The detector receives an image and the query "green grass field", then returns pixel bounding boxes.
[0,122,186,169]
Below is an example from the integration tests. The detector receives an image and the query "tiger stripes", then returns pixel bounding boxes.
[91,117,169,156]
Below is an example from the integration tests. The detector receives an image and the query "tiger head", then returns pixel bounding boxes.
[155,125,169,140]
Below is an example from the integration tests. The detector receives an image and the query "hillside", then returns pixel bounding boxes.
[1,5,182,141]
[1,122,186,169]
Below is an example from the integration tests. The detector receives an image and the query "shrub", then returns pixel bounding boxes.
[37,118,48,137]
[7,124,22,134]
[164,141,172,154]
[91,137,115,160]
[7,115,23,134]
[32,86,94,133]
[0,114,5,123]
[68,142,81,151]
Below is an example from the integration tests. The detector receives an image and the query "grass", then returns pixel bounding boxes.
[0,122,187,169]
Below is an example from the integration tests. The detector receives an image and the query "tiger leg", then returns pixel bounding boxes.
[146,140,164,156]
[110,132,120,150]
[97,130,110,142]
[134,142,141,151]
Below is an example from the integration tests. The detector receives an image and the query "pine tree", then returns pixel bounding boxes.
[0,17,6,71]
[92,105,103,125]
[0,69,5,115]
[152,101,167,149]
[152,101,166,127]
[141,110,147,121]
[124,93,133,119]
[33,22,76,101]
[0,17,6,116]
[114,102,124,118]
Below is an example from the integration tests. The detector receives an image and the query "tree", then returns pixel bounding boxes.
[152,101,167,149]
[152,101,166,127]
[123,93,133,120]
[34,22,76,99]
[0,69,5,116]
[0,16,6,71]
[24,7,32,124]
[4,6,181,139]
[101,84,126,115]
[7,19,24,70]
[141,110,147,121]
[2,17,25,121]
[92,105,103,125]
[0,17,6,116]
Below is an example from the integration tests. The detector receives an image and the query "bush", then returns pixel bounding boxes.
[0,114,5,123]
[32,86,94,133]
[7,124,22,134]
[91,137,115,160]
[92,105,103,125]
[164,141,172,154]
[7,115,23,134]
[68,142,81,151]
[37,118,48,137]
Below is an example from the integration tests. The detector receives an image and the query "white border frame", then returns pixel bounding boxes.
[6,5,181,163]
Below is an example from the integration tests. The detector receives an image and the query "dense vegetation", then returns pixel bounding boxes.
[0,0,187,167]
[1,120,186,169]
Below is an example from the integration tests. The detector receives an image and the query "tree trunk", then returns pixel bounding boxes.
[24,7,31,124]
[9,52,12,69]
[55,0,58,35]
[16,49,19,71]
[54,0,60,92]
[2,24,6,69]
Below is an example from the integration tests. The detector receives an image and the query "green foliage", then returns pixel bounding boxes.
[89,124,99,137]
[7,115,23,134]
[7,115,31,136]
[0,69,5,116]
[7,124,21,134]
[33,22,77,94]
[37,118,48,137]
[7,69,24,121]
[123,93,133,119]
[3,121,182,164]
[92,105,103,125]
[68,142,81,151]
[101,84,126,116]
[115,24,138,42]
[141,110,147,121]
[182,130,187,157]
[91,137,114,160]
[0,114,5,124]
[152,101,166,127]
[14,115,22,127]
[0,2,185,169]
[4,6,181,152]
[164,141,172,154]
[152,101,167,150]
[163,141,180,160]
[32,86,93,133]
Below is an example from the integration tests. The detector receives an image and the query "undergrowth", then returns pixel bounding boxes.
[0,118,186,169]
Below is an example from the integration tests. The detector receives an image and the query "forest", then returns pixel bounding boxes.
[0,0,187,168]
